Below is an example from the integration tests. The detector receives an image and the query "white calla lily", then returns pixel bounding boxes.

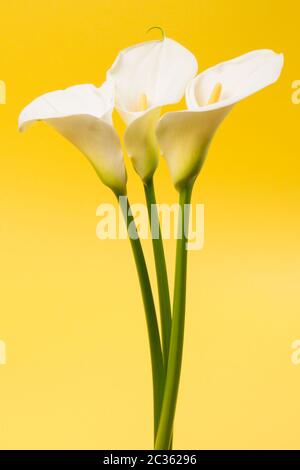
[156,49,284,189]
[19,82,127,195]
[107,35,198,181]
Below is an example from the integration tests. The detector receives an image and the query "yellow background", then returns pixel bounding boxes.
[0,0,299,450]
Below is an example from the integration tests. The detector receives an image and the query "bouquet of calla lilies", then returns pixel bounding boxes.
[19,28,283,449]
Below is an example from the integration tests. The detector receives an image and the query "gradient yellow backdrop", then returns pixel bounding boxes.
[0,0,299,450]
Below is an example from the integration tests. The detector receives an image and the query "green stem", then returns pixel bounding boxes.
[154,184,193,450]
[118,196,164,442]
[144,178,172,366]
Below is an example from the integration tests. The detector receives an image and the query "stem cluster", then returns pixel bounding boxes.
[119,177,193,449]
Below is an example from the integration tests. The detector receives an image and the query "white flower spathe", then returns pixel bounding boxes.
[156,49,284,189]
[107,37,198,181]
[19,82,127,195]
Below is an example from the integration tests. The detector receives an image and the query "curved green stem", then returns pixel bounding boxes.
[144,178,172,366]
[118,196,164,441]
[154,184,193,450]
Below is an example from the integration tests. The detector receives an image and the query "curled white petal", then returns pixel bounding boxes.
[19,82,127,195]
[186,49,284,111]
[157,107,232,189]
[107,37,198,122]
[107,36,197,181]
[158,49,284,189]
[124,108,161,181]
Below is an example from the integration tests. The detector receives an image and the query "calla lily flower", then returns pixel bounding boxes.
[19,82,127,196]
[156,49,284,189]
[107,35,198,182]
